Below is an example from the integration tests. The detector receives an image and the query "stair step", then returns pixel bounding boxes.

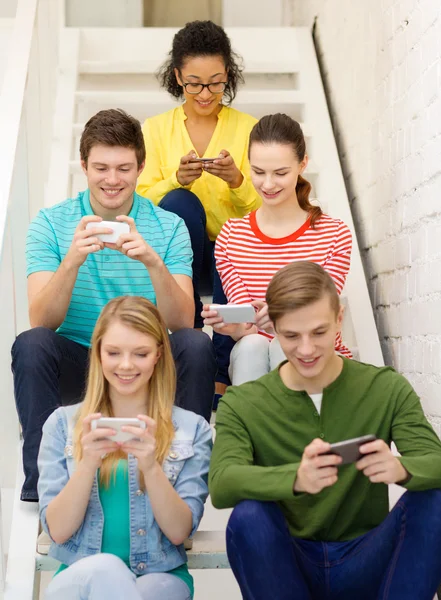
[74,89,305,123]
[71,121,311,141]
[79,59,300,76]
[36,530,229,571]
[78,27,301,75]
[78,71,300,93]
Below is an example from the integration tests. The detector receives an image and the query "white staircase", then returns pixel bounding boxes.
[0,8,385,600]
[45,25,382,365]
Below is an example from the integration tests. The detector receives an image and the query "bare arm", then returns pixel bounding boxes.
[28,267,77,329]
[28,215,111,329]
[150,269,194,331]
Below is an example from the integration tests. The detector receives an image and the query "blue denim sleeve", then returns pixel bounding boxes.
[37,408,69,540]
[174,417,213,536]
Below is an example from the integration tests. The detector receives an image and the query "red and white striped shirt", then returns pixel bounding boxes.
[215,211,353,356]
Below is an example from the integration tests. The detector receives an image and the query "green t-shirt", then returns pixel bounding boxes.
[55,461,194,597]
[209,357,441,541]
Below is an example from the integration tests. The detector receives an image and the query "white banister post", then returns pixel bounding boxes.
[10,122,32,335]
[25,0,61,219]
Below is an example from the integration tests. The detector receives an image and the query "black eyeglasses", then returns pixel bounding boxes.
[182,81,227,95]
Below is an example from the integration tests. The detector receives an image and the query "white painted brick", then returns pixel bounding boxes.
[409,229,427,262]
[290,0,441,416]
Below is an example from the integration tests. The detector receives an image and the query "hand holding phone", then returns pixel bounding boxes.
[65,216,115,269]
[294,438,342,495]
[209,304,256,324]
[86,220,130,243]
[176,151,204,186]
[324,435,377,465]
[91,417,146,443]
[355,437,409,485]
[189,157,217,163]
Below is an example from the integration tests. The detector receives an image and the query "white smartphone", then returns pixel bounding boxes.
[86,220,130,243]
[91,417,146,443]
[209,303,256,324]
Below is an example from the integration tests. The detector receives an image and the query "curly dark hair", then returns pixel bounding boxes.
[157,20,244,105]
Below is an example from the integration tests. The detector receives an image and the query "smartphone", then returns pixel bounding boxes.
[324,434,377,465]
[91,417,146,443]
[189,157,217,163]
[85,220,130,243]
[209,303,256,324]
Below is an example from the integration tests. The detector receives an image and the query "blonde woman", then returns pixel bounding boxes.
[38,296,212,600]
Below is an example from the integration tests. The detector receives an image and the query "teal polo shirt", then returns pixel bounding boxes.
[26,190,193,347]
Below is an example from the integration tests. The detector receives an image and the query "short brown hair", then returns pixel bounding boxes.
[266,261,340,325]
[80,109,146,167]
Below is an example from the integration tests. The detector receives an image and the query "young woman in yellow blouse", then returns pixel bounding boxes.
[137,20,261,397]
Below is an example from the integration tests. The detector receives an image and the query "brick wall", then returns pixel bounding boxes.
[288,0,441,430]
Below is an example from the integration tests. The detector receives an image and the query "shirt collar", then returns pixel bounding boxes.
[80,188,140,220]
[274,355,349,395]
[178,103,226,121]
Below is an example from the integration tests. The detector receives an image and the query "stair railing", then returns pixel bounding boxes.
[0,0,62,596]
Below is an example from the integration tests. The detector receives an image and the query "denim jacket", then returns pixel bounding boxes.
[38,404,212,575]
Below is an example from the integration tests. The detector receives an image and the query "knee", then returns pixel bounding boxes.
[234,334,270,356]
[79,553,130,577]
[160,189,205,223]
[172,329,216,365]
[403,489,441,519]
[231,334,270,366]
[11,327,57,365]
[228,500,281,541]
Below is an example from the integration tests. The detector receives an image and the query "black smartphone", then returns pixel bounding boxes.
[324,434,377,465]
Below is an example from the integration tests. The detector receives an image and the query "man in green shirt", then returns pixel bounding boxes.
[209,261,441,600]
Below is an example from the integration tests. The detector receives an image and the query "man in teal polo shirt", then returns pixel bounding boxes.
[209,261,441,600]
[12,108,216,501]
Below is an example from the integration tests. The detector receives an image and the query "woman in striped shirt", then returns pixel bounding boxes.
[202,113,352,385]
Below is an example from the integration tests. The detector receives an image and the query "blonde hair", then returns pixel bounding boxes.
[73,296,176,487]
[266,261,340,325]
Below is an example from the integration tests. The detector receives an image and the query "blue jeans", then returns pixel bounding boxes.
[227,492,441,600]
[45,554,191,600]
[160,189,235,385]
[11,326,216,501]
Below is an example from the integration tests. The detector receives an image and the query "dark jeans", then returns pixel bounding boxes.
[159,189,235,385]
[11,326,216,501]
[227,492,441,600]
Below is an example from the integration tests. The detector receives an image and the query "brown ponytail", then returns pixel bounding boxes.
[249,114,322,228]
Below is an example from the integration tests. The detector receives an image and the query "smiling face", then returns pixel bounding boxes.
[249,142,308,208]
[100,320,161,402]
[275,294,343,385]
[81,145,145,218]
[175,55,227,118]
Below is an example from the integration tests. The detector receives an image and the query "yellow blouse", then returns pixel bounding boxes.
[136,105,261,240]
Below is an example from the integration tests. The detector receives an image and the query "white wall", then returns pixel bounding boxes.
[66,0,142,27]
[289,0,441,432]
[222,0,285,26]
[0,0,17,18]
